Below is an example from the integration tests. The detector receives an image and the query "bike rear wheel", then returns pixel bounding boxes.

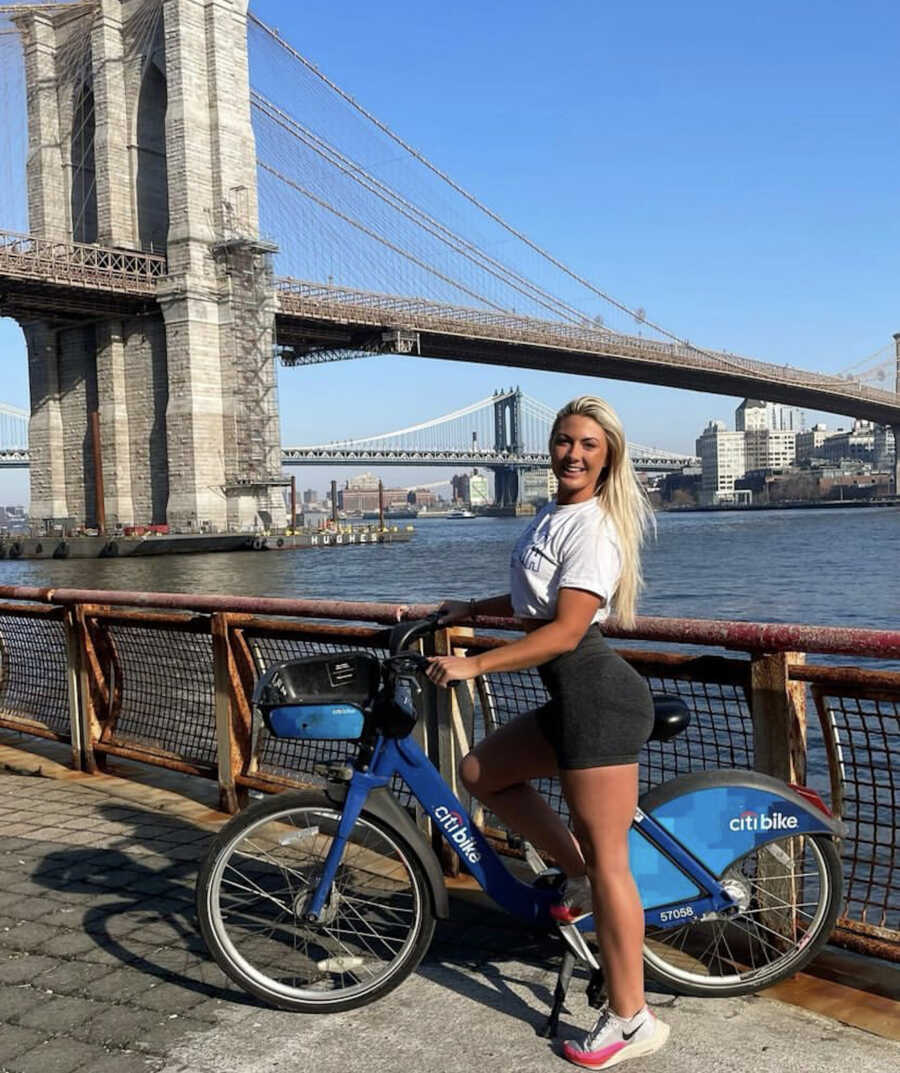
[196,791,435,1012]
[643,832,842,997]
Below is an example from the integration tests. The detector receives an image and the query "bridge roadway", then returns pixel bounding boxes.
[0,447,693,471]
[2,230,899,425]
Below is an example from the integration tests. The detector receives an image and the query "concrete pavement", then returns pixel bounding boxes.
[0,742,897,1073]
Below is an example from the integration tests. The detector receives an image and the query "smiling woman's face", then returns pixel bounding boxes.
[550,414,609,504]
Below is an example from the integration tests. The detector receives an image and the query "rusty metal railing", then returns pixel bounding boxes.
[0,584,896,962]
[0,228,167,294]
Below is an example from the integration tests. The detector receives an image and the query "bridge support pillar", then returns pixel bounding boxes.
[891,425,900,498]
[491,467,520,508]
[24,324,69,523]
[158,0,285,532]
[95,322,135,528]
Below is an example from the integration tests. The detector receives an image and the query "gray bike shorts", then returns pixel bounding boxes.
[535,624,654,770]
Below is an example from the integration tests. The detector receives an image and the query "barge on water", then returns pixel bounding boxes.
[0,526,412,560]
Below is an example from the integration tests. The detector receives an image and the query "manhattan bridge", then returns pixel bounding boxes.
[0,1,897,529]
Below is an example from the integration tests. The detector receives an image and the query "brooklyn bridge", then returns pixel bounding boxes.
[0,0,897,530]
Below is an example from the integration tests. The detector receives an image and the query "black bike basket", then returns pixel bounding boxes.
[253,651,381,740]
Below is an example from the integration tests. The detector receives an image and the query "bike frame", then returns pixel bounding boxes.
[305,731,738,929]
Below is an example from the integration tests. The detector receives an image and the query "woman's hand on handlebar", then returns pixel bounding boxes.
[425,654,482,689]
[436,599,473,627]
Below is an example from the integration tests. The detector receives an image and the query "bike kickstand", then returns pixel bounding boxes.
[538,948,576,1039]
[586,965,606,1009]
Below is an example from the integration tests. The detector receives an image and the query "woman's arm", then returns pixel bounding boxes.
[426,587,602,687]
[436,593,514,625]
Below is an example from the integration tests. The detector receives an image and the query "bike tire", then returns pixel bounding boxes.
[196,789,436,1013]
[642,832,842,997]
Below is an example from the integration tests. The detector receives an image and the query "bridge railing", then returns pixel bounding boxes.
[276,277,897,406]
[0,584,895,962]
[0,228,167,294]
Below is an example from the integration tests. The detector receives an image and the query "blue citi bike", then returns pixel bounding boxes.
[196,616,843,1028]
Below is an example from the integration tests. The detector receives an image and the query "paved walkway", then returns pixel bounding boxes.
[0,750,898,1073]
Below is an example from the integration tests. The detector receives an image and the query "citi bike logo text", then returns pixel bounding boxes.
[729,810,799,833]
[434,806,481,864]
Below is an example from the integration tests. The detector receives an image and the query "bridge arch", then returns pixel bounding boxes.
[134,49,169,253]
[70,79,97,244]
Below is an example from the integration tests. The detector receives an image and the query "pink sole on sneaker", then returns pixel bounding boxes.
[562,1020,670,1069]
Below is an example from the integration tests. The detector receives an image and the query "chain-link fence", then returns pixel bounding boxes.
[0,589,895,961]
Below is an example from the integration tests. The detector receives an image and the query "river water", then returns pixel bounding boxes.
[1,506,897,632]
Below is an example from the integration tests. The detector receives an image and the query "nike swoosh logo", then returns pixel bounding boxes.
[622,1022,645,1041]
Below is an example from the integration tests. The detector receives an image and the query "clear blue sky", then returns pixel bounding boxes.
[1,0,898,501]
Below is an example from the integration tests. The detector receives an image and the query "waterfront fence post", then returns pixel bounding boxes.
[750,650,809,939]
[750,650,807,785]
[211,613,251,813]
[63,607,84,771]
[73,604,106,774]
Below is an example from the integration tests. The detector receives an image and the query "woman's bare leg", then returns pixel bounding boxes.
[459,712,584,875]
[561,763,645,1019]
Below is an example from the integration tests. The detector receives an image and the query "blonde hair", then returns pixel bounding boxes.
[550,395,654,628]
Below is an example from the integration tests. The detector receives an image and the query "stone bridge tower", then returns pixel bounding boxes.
[491,388,522,507]
[11,0,285,531]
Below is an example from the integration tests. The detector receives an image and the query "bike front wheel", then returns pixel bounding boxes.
[196,791,436,1012]
[643,832,842,997]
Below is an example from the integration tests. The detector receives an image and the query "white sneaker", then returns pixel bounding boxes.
[562,1004,670,1069]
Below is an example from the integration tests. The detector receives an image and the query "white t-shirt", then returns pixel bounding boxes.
[509,498,621,624]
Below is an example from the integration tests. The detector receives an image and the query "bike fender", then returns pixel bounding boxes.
[325,781,449,919]
[637,769,843,882]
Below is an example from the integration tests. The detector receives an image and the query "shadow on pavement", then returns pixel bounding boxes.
[30,800,258,1007]
[29,794,669,1034]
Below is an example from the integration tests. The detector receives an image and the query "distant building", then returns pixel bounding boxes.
[796,424,829,460]
[736,399,804,433]
[874,425,897,470]
[744,428,797,471]
[339,473,407,512]
[451,473,470,504]
[735,399,770,432]
[408,488,437,507]
[660,466,702,506]
[522,467,557,505]
[302,488,318,505]
[469,471,489,506]
[819,420,884,464]
[452,469,490,506]
[696,421,748,505]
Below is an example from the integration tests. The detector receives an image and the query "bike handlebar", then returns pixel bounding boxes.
[387,612,442,657]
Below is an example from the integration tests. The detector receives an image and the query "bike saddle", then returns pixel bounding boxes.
[649,695,691,742]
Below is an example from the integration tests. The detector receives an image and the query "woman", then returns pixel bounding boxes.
[425,395,668,1070]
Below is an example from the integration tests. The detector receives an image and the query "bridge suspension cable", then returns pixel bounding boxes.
[248,12,877,395]
[301,391,517,452]
[252,90,595,327]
